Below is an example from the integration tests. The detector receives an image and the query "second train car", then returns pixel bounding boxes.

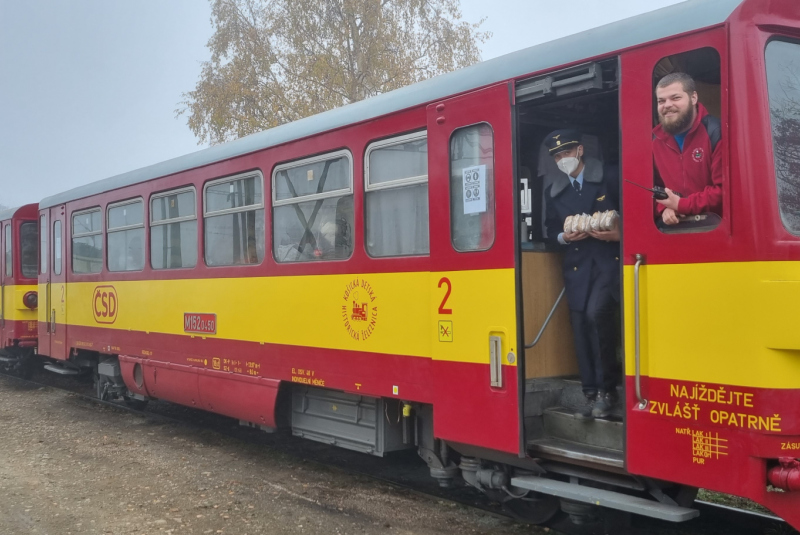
[0,204,39,377]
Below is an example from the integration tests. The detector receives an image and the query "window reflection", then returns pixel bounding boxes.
[766,40,800,234]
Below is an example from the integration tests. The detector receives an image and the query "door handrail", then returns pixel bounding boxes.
[525,287,566,349]
[634,254,647,409]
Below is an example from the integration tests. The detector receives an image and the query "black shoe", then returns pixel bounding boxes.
[575,392,597,421]
[592,390,618,418]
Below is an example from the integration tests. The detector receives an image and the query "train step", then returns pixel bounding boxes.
[543,406,623,451]
[509,475,700,522]
[43,363,81,376]
[528,436,624,469]
[558,379,625,419]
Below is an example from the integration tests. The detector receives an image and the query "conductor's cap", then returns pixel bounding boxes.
[544,129,582,156]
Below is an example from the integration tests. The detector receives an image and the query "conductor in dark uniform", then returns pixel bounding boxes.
[543,129,620,419]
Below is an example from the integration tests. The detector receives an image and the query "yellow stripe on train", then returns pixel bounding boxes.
[57,269,518,365]
[2,284,38,321]
[623,261,800,389]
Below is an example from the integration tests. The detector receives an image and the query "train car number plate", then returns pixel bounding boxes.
[184,313,217,334]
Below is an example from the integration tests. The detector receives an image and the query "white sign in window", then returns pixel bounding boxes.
[462,164,487,215]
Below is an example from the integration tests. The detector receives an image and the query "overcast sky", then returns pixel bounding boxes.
[0,0,685,208]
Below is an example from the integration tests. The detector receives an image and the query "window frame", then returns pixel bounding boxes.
[271,149,354,264]
[40,214,47,275]
[203,170,266,267]
[765,36,800,237]
[53,219,62,276]
[71,207,103,274]
[3,223,10,277]
[204,171,265,217]
[364,131,428,192]
[149,186,198,270]
[448,121,497,253]
[106,197,145,273]
[272,149,353,208]
[19,220,38,279]
[363,131,430,258]
[151,186,198,226]
[651,46,724,235]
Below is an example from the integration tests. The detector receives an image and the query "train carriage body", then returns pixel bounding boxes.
[0,204,39,374]
[33,0,800,527]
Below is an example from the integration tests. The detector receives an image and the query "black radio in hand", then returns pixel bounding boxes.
[624,179,682,200]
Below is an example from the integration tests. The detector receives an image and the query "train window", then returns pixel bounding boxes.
[766,39,800,235]
[40,214,47,275]
[3,224,10,276]
[364,132,429,257]
[652,47,723,234]
[20,222,38,278]
[272,150,353,263]
[150,187,197,269]
[72,208,103,274]
[107,199,144,272]
[53,220,62,276]
[449,123,496,251]
[204,172,265,266]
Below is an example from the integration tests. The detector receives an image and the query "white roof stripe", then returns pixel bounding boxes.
[0,207,22,222]
[40,0,743,209]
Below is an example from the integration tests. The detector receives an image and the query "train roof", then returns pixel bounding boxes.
[0,205,34,222]
[40,0,744,210]
[0,207,19,222]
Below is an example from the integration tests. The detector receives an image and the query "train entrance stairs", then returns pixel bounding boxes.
[525,378,624,470]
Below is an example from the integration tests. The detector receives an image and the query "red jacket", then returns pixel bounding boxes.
[652,103,723,216]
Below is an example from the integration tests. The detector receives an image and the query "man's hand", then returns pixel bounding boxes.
[661,207,680,225]
[589,226,620,242]
[655,187,681,211]
[564,231,589,243]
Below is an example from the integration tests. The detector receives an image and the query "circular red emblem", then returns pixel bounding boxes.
[692,147,705,162]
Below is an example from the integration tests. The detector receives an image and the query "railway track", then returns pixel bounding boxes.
[0,367,792,535]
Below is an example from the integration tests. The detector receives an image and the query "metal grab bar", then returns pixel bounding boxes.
[634,254,647,409]
[525,287,566,349]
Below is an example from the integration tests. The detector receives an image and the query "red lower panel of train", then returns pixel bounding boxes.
[1,319,37,348]
[62,325,520,455]
[626,375,800,522]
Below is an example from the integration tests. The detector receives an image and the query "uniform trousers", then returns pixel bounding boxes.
[569,261,619,396]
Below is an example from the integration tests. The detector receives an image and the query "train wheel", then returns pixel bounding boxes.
[501,492,561,525]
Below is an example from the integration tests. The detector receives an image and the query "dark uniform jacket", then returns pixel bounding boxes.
[544,157,620,312]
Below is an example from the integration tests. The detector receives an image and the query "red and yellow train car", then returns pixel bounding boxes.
[32,0,800,527]
[0,204,39,376]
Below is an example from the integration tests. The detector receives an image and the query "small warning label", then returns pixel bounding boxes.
[438,320,453,342]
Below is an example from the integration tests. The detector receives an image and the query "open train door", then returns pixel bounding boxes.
[619,28,733,496]
[38,205,67,361]
[425,83,522,456]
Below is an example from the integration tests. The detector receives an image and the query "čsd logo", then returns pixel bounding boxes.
[93,285,118,324]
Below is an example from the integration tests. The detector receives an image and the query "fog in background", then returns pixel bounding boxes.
[0,0,684,208]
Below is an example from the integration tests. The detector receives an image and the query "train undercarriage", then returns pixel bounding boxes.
[0,346,36,379]
[35,350,700,529]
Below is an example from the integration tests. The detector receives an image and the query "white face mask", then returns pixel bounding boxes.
[557,156,580,176]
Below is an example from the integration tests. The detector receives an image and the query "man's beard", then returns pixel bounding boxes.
[659,105,695,135]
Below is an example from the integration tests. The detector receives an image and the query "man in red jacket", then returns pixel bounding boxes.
[652,72,722,225]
